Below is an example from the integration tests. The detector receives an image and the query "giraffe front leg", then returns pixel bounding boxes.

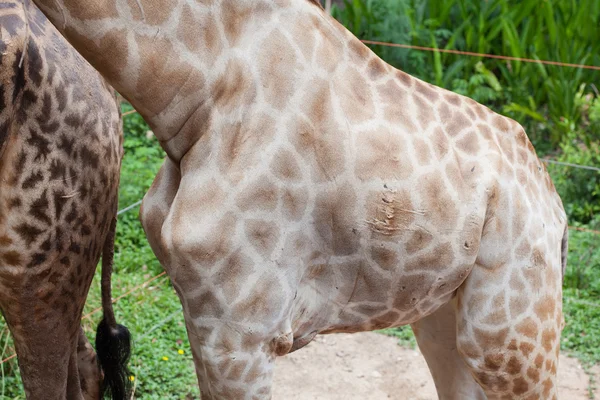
[160,232,294,398]
[147,151,299,398]
[168,260,293,400]
[184,316,284,400]
[76,327,102,400]
[411,298,487,400]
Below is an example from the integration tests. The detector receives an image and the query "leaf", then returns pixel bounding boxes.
[504,102,546,122]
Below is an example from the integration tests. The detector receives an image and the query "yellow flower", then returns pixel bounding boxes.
[129,376,135,382]
[162,356,169,361]
[178,349,184,355]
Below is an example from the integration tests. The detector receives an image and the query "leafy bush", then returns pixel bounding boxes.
[548,139,600,224]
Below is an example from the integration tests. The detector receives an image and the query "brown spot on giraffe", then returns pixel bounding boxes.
[473,327,509,349]
[282,187,309,221]
[415,80,439,103]
[221,1,253,45]
[188,291,225,319]
[506,356,523,375]
[2,250,22,265]
[421,175,459,227]
[444,110,472,136]
[245,220,280,258]
[64,27,128,86]
[527,366,540,383]
[513,377,530,395]
[484,353,504,371]
[510,295,529,318]
[371,246,398,271]
[291,84,346,181]
[236,177,279,212]
[214,250,255,303]
[516,318,539,339]
[211,58,257,113]
[313,184,358,256]
[404,242,454,272]
[355,129,413,181]
[456,130,480,154]
[411,137,432,166]
[177,4,202,51]
[220,116,276,181]
[336,66,376,123]
[405,228,433,254]
[182,212,237,267]
[367,57,387,80]
[482,308,508,325]
[258,29,302,109]
[541,329,557,353]
[534,296,556,321]
[270,149,302,182]
[60,0,119,20]
[227,359,248,381]
[520,342,536,358]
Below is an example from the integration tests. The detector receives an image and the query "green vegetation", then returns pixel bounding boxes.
[1,1,600,397]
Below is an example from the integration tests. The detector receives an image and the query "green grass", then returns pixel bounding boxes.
[378,326,417,349]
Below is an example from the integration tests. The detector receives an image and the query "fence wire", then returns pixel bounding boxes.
[360,39,600,71]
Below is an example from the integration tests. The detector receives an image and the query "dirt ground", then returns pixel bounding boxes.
[273,332,600,400]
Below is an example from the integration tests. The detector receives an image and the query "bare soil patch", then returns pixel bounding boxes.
[274,332,599,399]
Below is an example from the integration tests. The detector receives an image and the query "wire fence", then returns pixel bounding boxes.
[1,37,600,368]
[360,40,600,71]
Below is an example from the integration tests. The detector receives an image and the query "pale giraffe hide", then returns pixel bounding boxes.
[30,0,568,399]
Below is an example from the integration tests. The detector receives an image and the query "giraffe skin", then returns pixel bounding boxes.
[30,0,568,399]
[0,1,126,399]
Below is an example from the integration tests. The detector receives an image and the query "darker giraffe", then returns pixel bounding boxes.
[31,0,568,399]
[0,1,130,399]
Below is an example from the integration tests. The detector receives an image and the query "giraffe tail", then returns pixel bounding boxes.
[561,224,569,281]
[95,215,132,400]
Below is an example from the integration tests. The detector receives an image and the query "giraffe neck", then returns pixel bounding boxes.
[31,0,325,161]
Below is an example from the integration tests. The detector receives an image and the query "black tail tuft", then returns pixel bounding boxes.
[96,318,132,400]
[96,215,132,399]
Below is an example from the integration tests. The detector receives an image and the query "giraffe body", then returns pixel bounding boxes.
[0,1,128,398]
[30,0,568,398]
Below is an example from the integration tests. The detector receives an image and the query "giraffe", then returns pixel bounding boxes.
[30,0,569,398]
[0,1,131,399]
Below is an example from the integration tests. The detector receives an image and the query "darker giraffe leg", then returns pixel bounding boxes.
[411,298,486,400]
[2,307,85,400]
[455,256,563,400]
[77,327,102,400]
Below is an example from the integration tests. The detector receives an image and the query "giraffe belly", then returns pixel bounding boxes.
[289,203,486,338]
[291,252,474,338]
